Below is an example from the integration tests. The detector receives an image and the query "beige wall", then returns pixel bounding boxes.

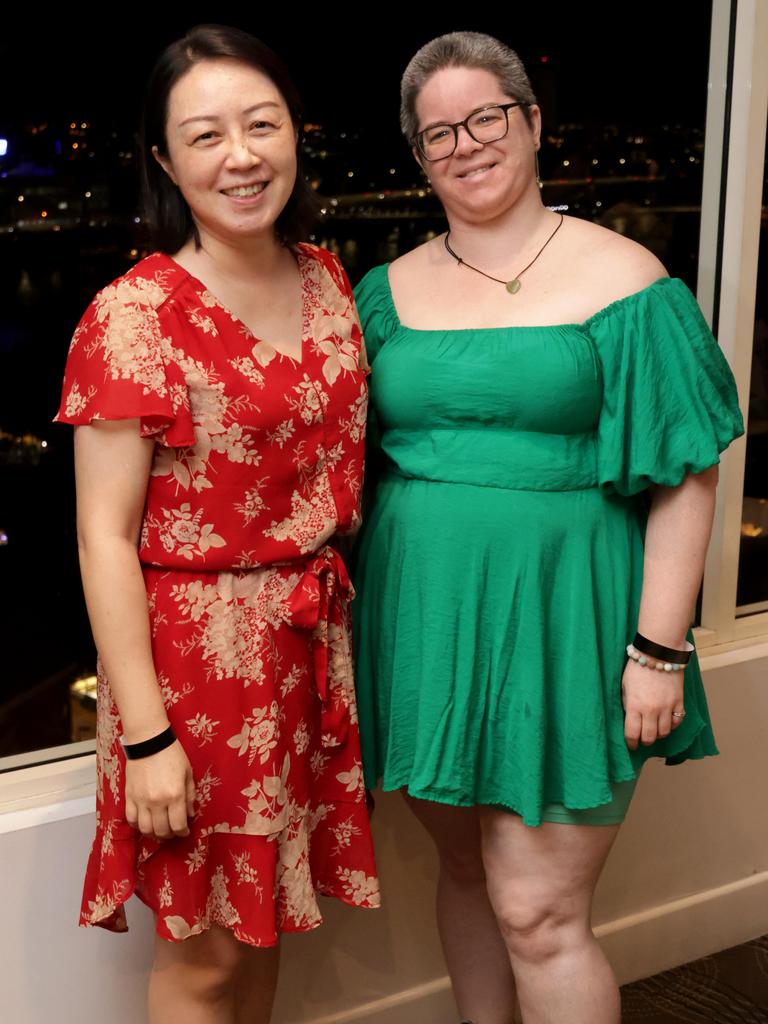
[1,650,766,1024]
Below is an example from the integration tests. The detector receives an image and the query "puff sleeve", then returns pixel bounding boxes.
[353,264,399,368]
[54,278,195,448]
[590,277,744,497]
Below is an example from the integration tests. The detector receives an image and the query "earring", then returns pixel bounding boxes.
[535,149,543,191]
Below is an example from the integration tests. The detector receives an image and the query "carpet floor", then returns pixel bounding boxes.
[621,935,768,1022]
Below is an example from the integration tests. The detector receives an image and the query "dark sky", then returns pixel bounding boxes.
[2,5,713,134]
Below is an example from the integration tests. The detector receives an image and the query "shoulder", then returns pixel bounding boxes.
[562,217,669,312]
[295,241,354,300]
[89,253,183,320]
[69,254,182,366]
[388,236,440,289]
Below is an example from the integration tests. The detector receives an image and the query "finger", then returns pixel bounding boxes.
[671,708,686,729]
[151,807,172,840]
[125,799,139,829]
[641,712,659,746]
[186,774,196,819]
[657,709,672,739]
[624,709,642,750]
[168,800,190,837]
[138,807,154,837]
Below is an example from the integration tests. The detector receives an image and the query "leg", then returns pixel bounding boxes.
[479,811,620,1024]
[148,924,280,1024]
[404,791,518,1024]
[234,941,281,1024]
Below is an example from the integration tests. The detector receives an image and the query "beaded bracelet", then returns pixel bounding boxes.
[120,724,177,761]
[626,644,686,672]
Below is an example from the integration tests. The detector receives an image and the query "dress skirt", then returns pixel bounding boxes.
[81,547,379,946]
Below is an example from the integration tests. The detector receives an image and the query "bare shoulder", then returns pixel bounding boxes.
[562,216,669,306]
[389,236,443,286]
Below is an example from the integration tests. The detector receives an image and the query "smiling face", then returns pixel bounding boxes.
[413,65,541,226]
[153,58,298,247]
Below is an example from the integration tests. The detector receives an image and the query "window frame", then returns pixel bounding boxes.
[697,0,768,649]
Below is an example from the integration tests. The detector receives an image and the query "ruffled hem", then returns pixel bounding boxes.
[79,801,380,946]
[364,713,718,828]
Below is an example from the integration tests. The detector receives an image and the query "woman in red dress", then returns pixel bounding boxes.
[55,24,378,1023]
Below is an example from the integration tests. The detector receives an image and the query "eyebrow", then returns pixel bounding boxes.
[178,102,282,128]
[419,102,507,133]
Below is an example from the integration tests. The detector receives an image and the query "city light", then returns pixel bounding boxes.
[0,139,7,157]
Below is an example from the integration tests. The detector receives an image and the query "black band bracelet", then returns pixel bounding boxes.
[632,632,693,665]
[121,724,177,761]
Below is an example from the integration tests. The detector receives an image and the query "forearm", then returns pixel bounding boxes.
[636,466,718,647]
[78,536,169,744]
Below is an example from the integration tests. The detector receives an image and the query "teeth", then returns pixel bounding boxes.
[461,165,493,178]
[224,183,267,197]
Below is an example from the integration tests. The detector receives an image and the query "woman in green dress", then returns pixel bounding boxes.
[352,31,744,1024]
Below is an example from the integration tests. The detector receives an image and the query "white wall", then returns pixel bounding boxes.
[2,650,767,1024]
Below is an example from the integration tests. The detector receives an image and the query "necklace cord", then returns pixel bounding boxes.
[444,212,564,289]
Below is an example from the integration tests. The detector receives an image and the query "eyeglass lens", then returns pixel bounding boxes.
[420,105,510,160]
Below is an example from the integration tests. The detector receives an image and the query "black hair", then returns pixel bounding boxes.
[138,23,319,251]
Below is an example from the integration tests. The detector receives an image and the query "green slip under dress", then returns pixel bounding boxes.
[351,267,745,828]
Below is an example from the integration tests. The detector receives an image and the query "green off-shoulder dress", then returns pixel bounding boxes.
[351,267,744,827]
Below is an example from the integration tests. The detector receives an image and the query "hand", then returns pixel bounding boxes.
[124,740,196,840]
[622,658,685,750]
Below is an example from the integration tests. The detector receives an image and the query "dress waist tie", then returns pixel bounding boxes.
[284,545,354,750]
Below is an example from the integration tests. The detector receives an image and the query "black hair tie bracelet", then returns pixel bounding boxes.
[120,724,177,761]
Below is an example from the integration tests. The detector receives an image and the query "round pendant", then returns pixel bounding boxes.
[506,278,522,294]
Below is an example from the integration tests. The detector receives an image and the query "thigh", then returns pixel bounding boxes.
[402,790,482,857]
[479,810,620,918]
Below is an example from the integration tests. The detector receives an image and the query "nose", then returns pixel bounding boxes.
[224,132,260,169]
[454,123,483,157]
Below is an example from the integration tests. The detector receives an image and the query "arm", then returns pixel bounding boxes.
[74,420,195,837]
[622,465,718,749]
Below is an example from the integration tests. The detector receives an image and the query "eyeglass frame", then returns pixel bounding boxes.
[411,102,529,162]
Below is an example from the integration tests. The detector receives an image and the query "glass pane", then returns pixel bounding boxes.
[736,120,768,612]
[0,15,717,763]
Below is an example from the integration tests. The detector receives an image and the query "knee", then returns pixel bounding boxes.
[156,927,247,1005]
[494,898,581,964]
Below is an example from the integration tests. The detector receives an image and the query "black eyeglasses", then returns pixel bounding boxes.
[412,102,527,162]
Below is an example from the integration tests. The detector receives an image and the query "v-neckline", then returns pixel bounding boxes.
[161,247,308,366]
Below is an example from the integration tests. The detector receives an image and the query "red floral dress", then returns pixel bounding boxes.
[55,243,380,946]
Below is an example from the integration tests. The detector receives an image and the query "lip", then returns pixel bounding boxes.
[456,162,497,180]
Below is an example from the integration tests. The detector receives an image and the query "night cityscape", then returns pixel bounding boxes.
[1,10,766,761]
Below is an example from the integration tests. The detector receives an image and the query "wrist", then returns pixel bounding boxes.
[121,715,172,746]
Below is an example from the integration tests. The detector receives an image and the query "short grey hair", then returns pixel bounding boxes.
[400,31,537,141]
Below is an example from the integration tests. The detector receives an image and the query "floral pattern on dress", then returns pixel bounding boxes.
[57,244,379,946]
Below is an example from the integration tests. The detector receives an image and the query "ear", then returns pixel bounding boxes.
[412,145,427,173]
[528,104,543,150]
[152,144,178,186]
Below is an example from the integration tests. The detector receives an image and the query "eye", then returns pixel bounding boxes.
[425,126,451,144]
[249,119,279,134]
[193,131,218,144]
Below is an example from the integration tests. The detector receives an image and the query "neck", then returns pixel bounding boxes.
[176,227,287,285]
[445,189,553,269]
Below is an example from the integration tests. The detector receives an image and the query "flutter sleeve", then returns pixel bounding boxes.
[54,277,195,448]
[590,277,744,497]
